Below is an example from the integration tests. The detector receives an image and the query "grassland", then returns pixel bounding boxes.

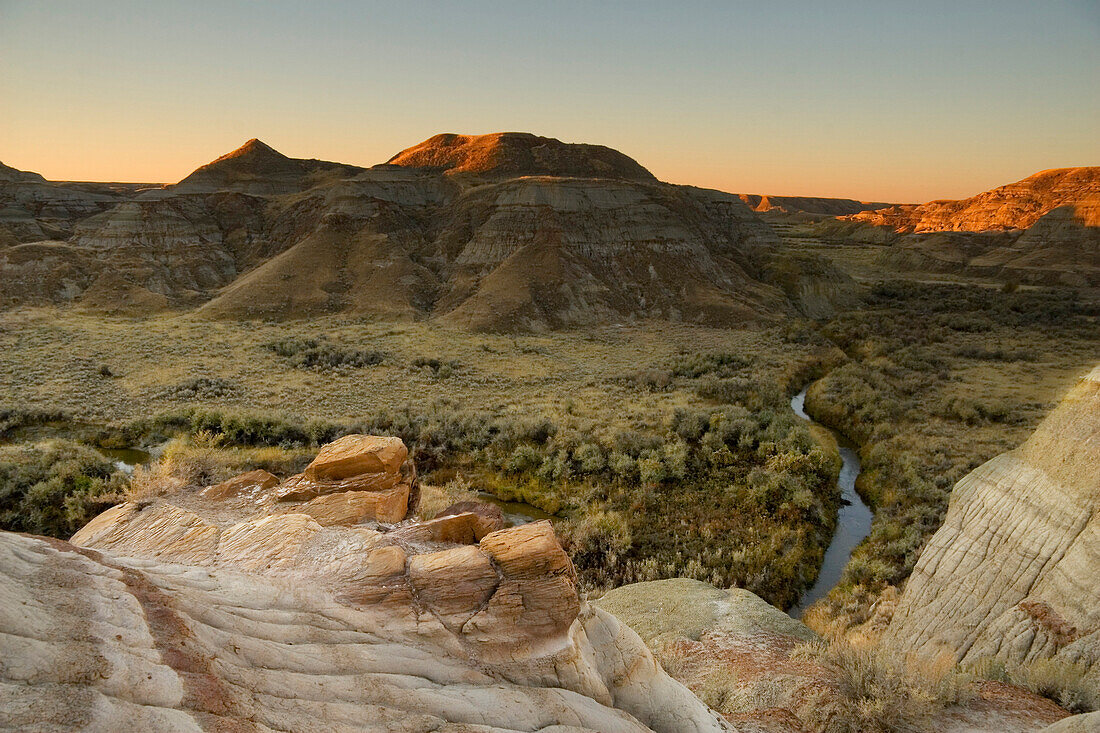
[0,308,846,607]
[1,276,1096,616]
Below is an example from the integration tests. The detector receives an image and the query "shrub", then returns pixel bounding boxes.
[796,641,973,733]
[971,658,1098,713]
[563,509,633,567]
[0,440,121,538]
[264,336,385,370]
[0,406,69,440]
[155,377,239,401]
[668,352,750,378]
[506,444,541,473]
[412,357,461,378]
[574,442,606,474]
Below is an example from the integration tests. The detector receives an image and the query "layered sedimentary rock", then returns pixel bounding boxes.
[429,177,787,330]
[839,167,1100,285]
[0,161,124,243]
[847,168,1100,234]
[170,138,365,195]
[737,194,896,218]
[1,134,837,327]
[1,435,730,732]
[887,367,1100,686]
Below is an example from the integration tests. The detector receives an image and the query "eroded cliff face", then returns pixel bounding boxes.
[886,366,1100,686]
[0,135,833,328]
[843,167,1100,285]
[847,168,1100,234]
[0,435,731,733]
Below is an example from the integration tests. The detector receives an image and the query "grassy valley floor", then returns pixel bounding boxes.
[1,282,1096,615]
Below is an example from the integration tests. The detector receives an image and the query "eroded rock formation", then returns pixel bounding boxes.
[839,167,1100,285]
[887,366,1100,688]
[1,434,731,732]
[1,135,856,327]
[386,131,657,181]
[738,194,897,218]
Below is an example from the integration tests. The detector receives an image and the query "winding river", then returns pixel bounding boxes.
[789,384,873,617]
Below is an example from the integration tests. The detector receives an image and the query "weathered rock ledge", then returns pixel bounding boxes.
[1,435,731,732]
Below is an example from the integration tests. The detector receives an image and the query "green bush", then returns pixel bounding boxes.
[0,440,121,538]
[155,377,239,401]
[264,336,385,370]
[411,357,461,378]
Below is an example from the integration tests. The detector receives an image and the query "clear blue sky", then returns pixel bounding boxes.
[1,0,1097,201]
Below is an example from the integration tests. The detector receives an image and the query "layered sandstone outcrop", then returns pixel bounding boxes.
[1,435,730,732]
[886,367,1100,686]
[841,167,1100,285]
[1,135,838,327]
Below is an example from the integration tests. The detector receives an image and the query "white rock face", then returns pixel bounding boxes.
[0,531,730,732]
[887,366,1100,684]
[1,435,732,732]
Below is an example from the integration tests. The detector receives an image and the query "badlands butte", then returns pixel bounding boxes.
[0,132,1099,732]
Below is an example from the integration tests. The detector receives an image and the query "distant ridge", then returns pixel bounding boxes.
[738,194,898,217]
[386,132,657,181]
[846,166,1100,233]
[0,132,857,325]
[823,167,1100,286]
[0,161,47,183]
[172,138,365,195]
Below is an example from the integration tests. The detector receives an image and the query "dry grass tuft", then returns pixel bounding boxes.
[415,477,479,520]
[794,640,974,733]
[971,657,1098,714]
[123,432,312,501]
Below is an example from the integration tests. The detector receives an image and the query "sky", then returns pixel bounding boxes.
[1,1,1098,202]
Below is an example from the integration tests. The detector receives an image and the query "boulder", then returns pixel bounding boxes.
[264,434,417,524]
[437,499,506,536]
[285,484,410,525]
[303,434,408,480]
[389,510,493,544]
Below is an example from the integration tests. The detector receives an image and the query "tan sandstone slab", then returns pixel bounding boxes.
[287,484,410,526]
[201,469,279,501]
[303,434,408,481]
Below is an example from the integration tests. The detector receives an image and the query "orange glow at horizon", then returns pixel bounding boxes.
[2,3,1097,204]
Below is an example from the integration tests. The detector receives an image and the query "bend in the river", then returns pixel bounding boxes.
[789,384,873,617]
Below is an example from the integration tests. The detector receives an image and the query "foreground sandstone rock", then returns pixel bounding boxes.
[887,366,1100,687]
[1,435,730,732]
[598,579,1073,733]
